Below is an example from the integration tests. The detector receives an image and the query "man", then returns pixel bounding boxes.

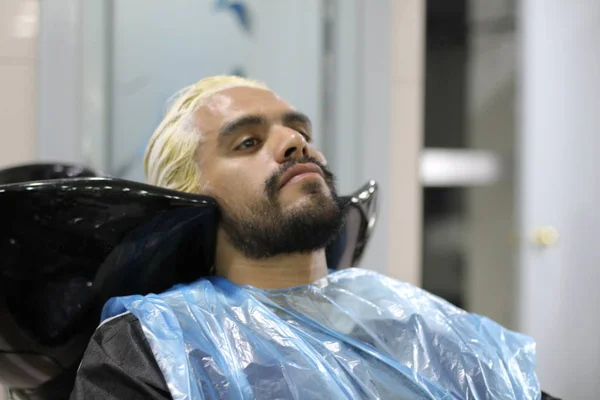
[70,76,548,399]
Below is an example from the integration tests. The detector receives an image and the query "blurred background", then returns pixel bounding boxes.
[1,0,598,398]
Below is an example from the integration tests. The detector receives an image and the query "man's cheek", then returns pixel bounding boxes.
[310,149,327,166]
[221,176,255,199]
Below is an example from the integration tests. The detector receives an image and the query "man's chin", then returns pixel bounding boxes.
[281,185,337,212]
[221,188,346,259]
[280,180,331,203]
[301,179,330,194]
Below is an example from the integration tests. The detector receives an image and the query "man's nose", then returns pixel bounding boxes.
[274,127,309,164]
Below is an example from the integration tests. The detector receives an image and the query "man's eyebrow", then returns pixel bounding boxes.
[218,114,267,144]
[282,111,312,130]
[217,112,312,145]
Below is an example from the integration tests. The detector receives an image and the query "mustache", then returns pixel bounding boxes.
[265,157,335,200]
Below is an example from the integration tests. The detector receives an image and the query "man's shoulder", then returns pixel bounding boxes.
[97,311,140,331]
[88,311,155,366]
[94,312,143,342]
[73,311,171,399]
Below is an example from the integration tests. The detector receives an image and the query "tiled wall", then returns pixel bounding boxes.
[0,0,38,169]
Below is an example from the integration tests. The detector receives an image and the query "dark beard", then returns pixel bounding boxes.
[219,158,347,259]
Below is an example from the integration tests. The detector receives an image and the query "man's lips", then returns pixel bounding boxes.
[278,163,324,189]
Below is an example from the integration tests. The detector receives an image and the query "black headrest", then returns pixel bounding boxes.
[0,163,99,184]
[0,163,377,397]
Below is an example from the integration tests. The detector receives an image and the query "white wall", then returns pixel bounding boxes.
[37,0,85,165]
[0,0,38,170]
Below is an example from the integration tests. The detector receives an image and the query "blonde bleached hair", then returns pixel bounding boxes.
[144,75,268,194]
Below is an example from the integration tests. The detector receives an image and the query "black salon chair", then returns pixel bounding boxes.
[0,163,377,399]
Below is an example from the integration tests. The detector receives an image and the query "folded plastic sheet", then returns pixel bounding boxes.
[102,269,540,400]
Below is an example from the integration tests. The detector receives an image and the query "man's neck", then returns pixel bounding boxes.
[214,229,329,289]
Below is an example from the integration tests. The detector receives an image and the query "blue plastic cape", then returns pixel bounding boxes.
[102,268,540,400]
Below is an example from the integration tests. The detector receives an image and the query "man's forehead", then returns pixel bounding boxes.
[193,86,295,134]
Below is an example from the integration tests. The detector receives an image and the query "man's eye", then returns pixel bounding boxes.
[236,138,259,150]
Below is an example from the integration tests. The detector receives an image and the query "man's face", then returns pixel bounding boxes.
[194,86,346,259]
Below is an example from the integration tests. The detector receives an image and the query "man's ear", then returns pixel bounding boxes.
[198,183,209,195]
[192,156,211,195]
[199,179,214,195]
